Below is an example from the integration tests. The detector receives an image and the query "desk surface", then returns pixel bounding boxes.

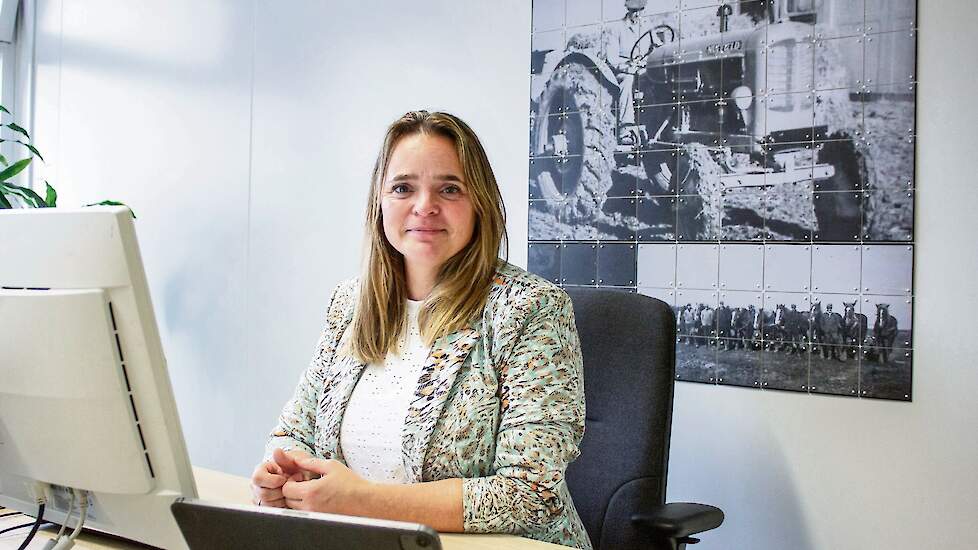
[0,467,569,550]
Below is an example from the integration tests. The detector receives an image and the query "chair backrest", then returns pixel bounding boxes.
[563,288,677,550]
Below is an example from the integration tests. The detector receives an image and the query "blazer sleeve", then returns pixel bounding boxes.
[263,282,346,461]
[461,288,586,535]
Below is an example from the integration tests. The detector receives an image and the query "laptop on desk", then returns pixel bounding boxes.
[171,499,441,550]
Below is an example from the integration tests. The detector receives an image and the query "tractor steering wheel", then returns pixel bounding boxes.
[629,24,677,65]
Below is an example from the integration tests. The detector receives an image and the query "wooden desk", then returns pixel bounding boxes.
[0,467,569,549]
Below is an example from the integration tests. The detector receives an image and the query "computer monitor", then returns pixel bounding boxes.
[0,206,197,549]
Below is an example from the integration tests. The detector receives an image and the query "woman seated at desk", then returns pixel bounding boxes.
[250,111,591,550]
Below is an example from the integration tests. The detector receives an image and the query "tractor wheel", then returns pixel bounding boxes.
[815,137,866,240]
[675,143,723,240]
[531,62,616,222]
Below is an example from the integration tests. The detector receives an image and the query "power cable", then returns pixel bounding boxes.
[43,488,76,550]
[16,483,50,550]
[50,491,88,550]
[0,522,41,536]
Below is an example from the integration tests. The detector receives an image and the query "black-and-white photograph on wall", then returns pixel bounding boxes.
[527,0,916,401]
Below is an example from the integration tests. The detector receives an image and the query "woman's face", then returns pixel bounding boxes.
[381,133,476,271]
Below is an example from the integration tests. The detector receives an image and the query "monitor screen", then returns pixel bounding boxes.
[0,207,197,549]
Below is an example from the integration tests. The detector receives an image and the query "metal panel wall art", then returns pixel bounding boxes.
[527,0,916,401]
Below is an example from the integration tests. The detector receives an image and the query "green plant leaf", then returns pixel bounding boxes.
[0,105,9,115]
[84,200,137,218]
[0,153,7,166]
[0,157,31,182]
[0,183,39,208]
[6,123,30,140]
[0,182,47,208]
[0,190,12,208]
[14,141,45,162]
[44,181,57,207]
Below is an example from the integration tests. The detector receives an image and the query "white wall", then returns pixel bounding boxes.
[26,1,978,549]
[28,0,530,476]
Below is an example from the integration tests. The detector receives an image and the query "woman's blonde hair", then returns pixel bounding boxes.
[346,111,508,363]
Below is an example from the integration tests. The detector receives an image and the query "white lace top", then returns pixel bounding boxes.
[339,299,431,484]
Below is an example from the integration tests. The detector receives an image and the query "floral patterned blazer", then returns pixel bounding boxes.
[265,262,592,549]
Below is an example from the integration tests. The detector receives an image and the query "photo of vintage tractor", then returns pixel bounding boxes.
[528,0,916,400]
[529,0,892,242]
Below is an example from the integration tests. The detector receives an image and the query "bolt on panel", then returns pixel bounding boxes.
[720,186,767,242]
[815,34,864,92]
[637,196,677,241]
[814,0,866,40]
[528,199,567,240]
[809,344,860,397]
[636,148,680,196]
[677,243,720,290]
[864,29,916,88]
[861,244,912,296]
[763,244,812,293]
[677,194,720,240]
[811,244,862,294]
[601,198,640,240]
[719,243,764,291]
[597,243,638,286]
[532,0,565,32]
[860,347,912,401]
[637,243,678,288]
[560,242,598,285]
[864,0,917,35]
[612,151,641,198]
[527,242,562,285]
[862,132,915,194]
[765,181,815,241]
[812,190,863,242]
[862,294,912,349]
[862,189,914,242]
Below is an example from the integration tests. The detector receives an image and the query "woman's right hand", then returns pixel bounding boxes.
[251,448,313,508]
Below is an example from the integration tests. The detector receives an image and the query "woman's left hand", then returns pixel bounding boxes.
[281,455,373,515]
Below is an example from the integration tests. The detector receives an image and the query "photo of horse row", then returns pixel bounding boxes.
[527,241,913,400]
[639,286,912,400]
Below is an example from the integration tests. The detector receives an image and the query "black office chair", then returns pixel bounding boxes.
[563,288,724,550]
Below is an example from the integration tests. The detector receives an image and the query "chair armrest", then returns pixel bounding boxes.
[631,502,724,540]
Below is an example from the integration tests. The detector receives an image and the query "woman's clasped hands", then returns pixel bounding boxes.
[250,448,372,514]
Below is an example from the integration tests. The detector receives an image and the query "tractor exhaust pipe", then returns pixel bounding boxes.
[717,3,733,32]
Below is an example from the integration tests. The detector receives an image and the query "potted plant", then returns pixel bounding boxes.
[0,103,132,214]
